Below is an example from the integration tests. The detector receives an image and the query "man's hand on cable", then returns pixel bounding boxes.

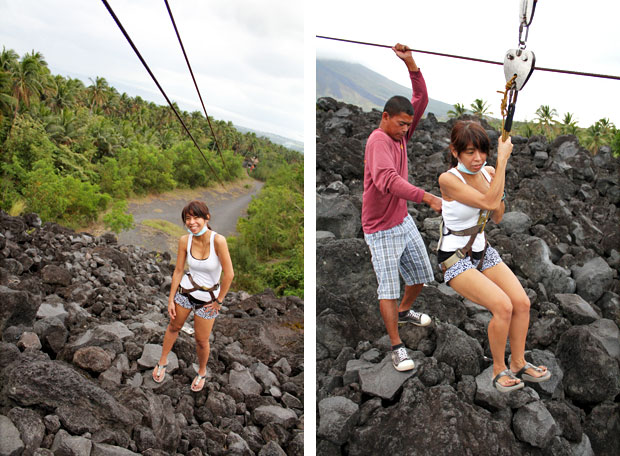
[392,43,419,72]
[423,192,442,213]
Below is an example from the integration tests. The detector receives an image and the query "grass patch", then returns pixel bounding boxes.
[8,199,27,217]
[141,219,186,238]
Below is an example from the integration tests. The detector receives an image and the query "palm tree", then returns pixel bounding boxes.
[470,99,492,118]
[10,53,46,116]
[48,75,77,113]
[88,76,110,112]
[559,112,579,136]
[583,121,606,154]
[0,70,17,121]
[596,118,615,140]
[0,47,19,71]
[447,103,467,118]
[534,105,558,139]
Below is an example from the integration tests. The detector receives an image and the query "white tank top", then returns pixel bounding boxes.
[179,231,222,301]
[440,167,492,252]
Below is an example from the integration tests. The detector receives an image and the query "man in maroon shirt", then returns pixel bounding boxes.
[362,43,442,371]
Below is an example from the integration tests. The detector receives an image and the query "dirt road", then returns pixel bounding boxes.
[117,178,264,258]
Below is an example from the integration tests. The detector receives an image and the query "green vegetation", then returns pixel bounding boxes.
[142,219,186,238]
[1,46,304,296]
[0,46,299,226]
[229,162,304,297]
[449,100,619,156]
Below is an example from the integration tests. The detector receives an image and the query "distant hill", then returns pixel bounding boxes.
[317,59,454,119]
[234,125,304,153]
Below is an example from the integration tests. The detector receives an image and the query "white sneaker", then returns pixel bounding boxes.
[391,346,414,371]
[398,309,431,327]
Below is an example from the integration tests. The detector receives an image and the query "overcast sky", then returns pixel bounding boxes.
[315,0,620,128]
[0,0,304,141]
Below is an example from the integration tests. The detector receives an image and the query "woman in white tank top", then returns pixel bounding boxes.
[152,200,234,392]
[438,121,550,393]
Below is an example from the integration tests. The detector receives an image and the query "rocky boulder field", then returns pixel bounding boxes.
[316,97,619,456]
[0,212,304,456]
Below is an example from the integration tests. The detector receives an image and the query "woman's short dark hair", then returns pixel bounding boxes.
[181,200,212,229]
[449,120,491,167]
[383,95,414,117]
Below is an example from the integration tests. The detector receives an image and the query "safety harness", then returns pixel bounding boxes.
[438,209,492,272]
[178,272,220,309]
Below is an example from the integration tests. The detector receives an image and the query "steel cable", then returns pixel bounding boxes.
[317,35,620,81]
[100,0,225,186]
[163,0,231,175]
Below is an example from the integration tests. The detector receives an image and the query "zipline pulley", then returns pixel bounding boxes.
[500,0,538,140]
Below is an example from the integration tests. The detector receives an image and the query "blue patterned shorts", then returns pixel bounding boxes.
[174,292,218,320]
[364,214,434,300]
[442,245,503,284]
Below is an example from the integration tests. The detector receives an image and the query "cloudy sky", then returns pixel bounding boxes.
[315,0,620,128]
[0,0,304,141]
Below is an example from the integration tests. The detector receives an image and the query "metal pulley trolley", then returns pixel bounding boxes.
[500,0,538,141]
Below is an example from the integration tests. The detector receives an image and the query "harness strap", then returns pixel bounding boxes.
[178,272,219,303]
[439,210,492,272]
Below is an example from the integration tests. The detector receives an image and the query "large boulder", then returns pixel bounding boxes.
[572,256,614,303]
[7,407,45,455]
[358,354,416,400]
[513,237,575,295]
[0,354,137,431]
[317,396,359,445]
[584,402,620,456]
[348,385,522,456]
[556,324,620,404]
[0,286,41,337]
[555,293,599,325]
[0,415,24,456]
[512,401,560,448]
[433,323,483,379]
[316,194,361,239]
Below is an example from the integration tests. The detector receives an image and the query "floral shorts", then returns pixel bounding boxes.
[174,292,218,320]
[442,245,503,284]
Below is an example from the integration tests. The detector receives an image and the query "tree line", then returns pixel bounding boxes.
[448,100,619,155]
[0,46,304,297]
[0,46,301,228]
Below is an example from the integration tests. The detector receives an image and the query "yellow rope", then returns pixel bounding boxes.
[498,74,518,141]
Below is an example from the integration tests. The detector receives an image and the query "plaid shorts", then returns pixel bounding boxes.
[364,214,434,300]
[442,245,503,284]
[174,292,218,320]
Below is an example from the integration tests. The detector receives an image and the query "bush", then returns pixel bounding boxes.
[24,159,110,227]
[103,200,134,233]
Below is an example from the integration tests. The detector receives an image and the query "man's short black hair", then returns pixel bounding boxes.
[383,95,414,117]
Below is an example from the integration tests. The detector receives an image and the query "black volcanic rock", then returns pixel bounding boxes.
[316,98,620,455]
[0,211,303,455]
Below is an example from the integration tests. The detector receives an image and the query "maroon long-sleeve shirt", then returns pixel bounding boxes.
[362,70,429,234]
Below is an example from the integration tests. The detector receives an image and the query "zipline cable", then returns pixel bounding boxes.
[163,0,231,175]
[100,0,225,187]
[316,35,620,81]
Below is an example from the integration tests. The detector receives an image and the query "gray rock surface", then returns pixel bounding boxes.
[0,415,24,456]
[555,293,599,325]
[512,401,559,448]
[318,396,359,445]
[572,256,614,303]
[556,325,620,404]
[358,354,416,400]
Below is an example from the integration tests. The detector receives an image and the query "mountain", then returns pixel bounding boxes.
[317,59,454,118]
[234,125,304,153]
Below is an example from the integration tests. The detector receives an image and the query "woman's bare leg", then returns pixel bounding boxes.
[191,314,216,390]
[449,268,519,387]
[153,304,192,380]
[483,262,547,377]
